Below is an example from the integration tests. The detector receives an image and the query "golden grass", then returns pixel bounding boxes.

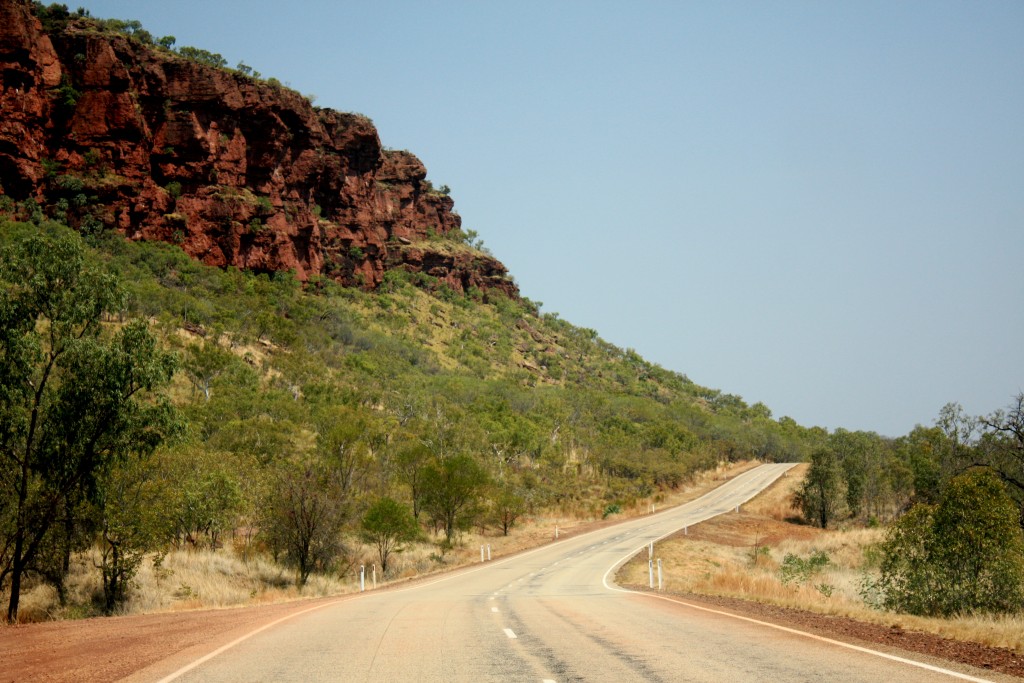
[617,464,1024,653]
[7,461,760,622]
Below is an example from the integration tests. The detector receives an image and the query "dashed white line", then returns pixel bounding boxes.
[491,607,499,613]
[503,628,517,639]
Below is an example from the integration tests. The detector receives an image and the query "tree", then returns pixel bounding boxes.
[421,454,489,544]
[94,453,164,613]
[395,442,431,520]
[876,468,1024,616]
[979,393,1024,507]
[793,448,845,528]
[261,459,347,587]
[183,341,234,401]
[360,497,418,574]
[493,485,526,536]
[0,227,177,623]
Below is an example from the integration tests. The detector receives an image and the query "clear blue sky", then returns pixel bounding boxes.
[77,1,1024,437]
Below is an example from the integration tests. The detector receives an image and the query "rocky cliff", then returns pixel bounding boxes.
[0,0,517,296]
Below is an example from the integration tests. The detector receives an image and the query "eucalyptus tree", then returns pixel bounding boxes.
[0,225,177,622]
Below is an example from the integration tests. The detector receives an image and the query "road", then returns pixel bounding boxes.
[126,464,1004,683]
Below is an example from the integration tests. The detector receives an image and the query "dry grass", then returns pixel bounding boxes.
[617,464,1024,653]
[8,460,759,623]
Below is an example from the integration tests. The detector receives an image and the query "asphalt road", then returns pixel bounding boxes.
[129,464,1005,683]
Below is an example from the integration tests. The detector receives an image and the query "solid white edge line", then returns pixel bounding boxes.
[504,628,518,639]
[618,591,994,683]
[599,464,996,683]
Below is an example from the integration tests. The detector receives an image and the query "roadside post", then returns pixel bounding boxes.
[360,565,365,592]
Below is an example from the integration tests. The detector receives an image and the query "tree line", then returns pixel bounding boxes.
[795,399,1024,617]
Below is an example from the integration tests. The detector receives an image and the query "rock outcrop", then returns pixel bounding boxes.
[0,0,517,297]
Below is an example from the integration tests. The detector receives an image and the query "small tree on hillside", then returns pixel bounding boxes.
[360,497,418,574]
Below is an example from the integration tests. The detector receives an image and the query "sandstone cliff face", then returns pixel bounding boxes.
[0,0,517,297]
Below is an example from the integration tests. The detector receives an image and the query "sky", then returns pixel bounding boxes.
[75,1,1024,437]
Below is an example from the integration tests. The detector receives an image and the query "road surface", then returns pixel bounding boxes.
[126,464,1006,682]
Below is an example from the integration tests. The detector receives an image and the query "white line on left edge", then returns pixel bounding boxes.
[503,628,517,639]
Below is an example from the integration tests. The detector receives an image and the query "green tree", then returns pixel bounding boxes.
[360,497,418,574]
[183,341,234,401]
[0,226,177,622]
[877,469,1024,616]
[394,441,431,520]
[421,454,489,543]
[979,393,1024,511]
[793,448,845,528]
[493,485,526,536]
[94,453,163,613]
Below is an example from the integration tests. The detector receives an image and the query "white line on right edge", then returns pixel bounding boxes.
[503,628,517,639]
[598,465,995,683]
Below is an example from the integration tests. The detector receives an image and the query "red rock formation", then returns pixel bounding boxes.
[0,0,517,297]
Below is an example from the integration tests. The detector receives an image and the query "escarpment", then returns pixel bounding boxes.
[0,0,517,296]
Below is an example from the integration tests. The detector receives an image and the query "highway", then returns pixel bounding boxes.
[128,464,1004,682]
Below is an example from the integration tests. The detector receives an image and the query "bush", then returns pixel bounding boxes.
[602,503,622,519]
[875,469,1024,616]
[779,550,830,586]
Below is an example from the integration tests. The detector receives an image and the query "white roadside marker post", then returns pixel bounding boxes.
[487,544,491,561]
[648,558,654,588]
[481,546,485,562]
[657,558,663,591]
[359,565,365,592]
[555,525,559,539]
[372,564,377,589]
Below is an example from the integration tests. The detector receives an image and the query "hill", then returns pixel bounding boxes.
[0,0,825,612]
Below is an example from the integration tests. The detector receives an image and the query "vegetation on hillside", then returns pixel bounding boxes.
[0,217,823,622]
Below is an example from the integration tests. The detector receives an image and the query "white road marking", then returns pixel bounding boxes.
[599,465,995,683]
[503,628,517,639]
[491,607,499,613]
[543,679,557,683]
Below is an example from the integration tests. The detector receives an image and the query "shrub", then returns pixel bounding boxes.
[779,550,830,586]
[875,469,1024,616]
[177,46,227,69]
[602,503,622,518]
